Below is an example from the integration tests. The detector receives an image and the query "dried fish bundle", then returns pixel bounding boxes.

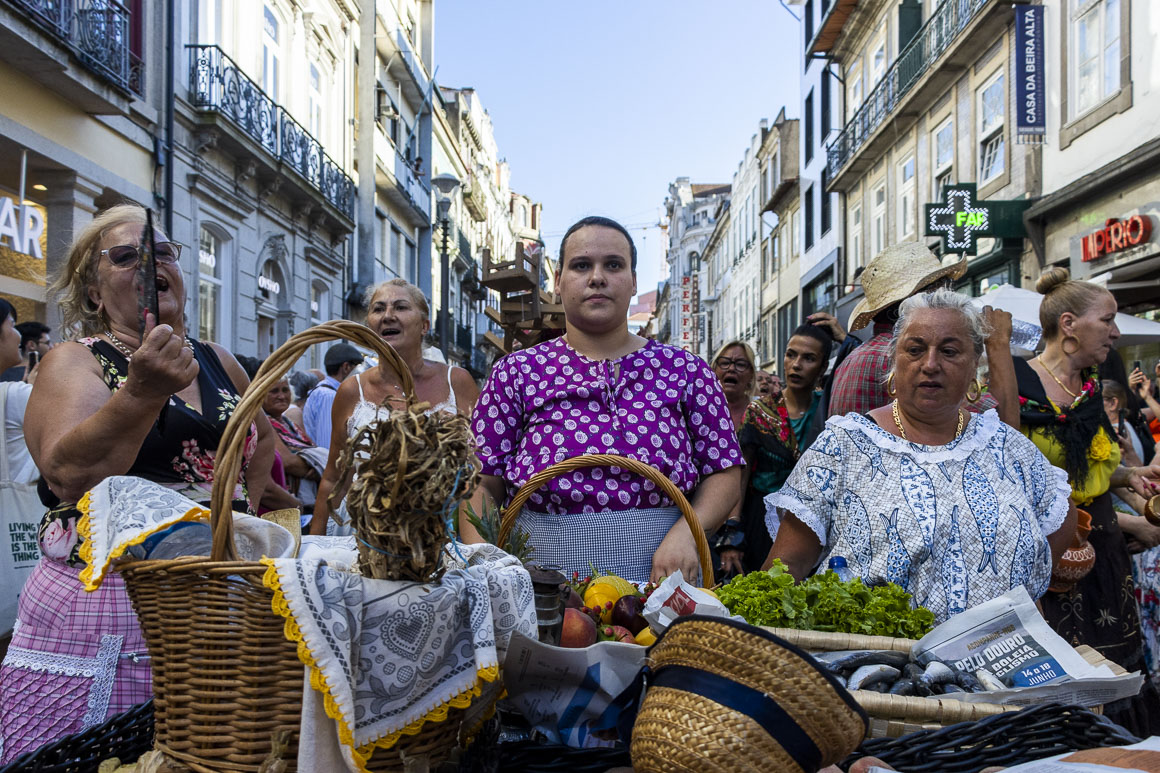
[332,405,480,581]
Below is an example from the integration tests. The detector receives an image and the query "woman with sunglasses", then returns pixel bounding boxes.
[719,322,838,576]
[0,204,275,760]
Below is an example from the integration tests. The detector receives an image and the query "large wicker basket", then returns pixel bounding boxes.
[497,453,716,587]
[121,321,465,772]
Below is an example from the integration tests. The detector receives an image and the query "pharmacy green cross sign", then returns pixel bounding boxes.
[925,183,1030,255]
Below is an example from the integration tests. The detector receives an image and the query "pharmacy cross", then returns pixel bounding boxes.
[925,184,992,255]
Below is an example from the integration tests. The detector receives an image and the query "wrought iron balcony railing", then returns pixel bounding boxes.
[188,44,355,219]
[455,323,474,353]
[827,0,989,180]
[10,0,132,92]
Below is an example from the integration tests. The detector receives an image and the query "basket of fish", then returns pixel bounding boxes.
[809,645,1020,738]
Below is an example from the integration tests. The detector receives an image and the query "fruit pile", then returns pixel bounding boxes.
[559,571,658,648]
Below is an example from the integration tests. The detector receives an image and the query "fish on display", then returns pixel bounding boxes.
[963,459,1000,574]
[941,505,968,617]
[975,668,1006,691]
[900,456,939,551]
[848,428,888,480]
[889,678,918,696]
[952,666,985,692]
[821,649,910,673]
[848,664,901,691]
[918,661,956,688]
[841,491,875,571]
[1009,504,1036,590]
[879,508,912,589]
[987,431,1015,483]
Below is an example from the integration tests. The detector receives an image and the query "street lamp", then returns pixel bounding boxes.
[432,173,460,360]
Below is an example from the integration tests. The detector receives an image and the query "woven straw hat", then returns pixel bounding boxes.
[848,242,968,331]
[631,616,867,773]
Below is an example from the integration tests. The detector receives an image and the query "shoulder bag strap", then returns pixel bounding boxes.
[0,382,11,485]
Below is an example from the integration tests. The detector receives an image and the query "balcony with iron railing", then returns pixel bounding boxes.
[826,0,996,190]
[2,0,140,108]
[187,44,355,222]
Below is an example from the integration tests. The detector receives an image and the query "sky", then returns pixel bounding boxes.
[433,1,803,299]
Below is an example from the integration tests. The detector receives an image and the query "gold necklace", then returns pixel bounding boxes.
[1037,357,1079,398]
[892,399,965,442]
[105,329,194,361]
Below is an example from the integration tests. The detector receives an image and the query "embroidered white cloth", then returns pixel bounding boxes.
[78,476,210,591]
[78,476,296,591]
[261,542,537,768]
[765,410,1071,623]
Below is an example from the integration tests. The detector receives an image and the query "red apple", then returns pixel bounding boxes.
[600,625,636,644]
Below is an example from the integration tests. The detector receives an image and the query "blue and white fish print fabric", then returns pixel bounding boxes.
[765,410,1072,624]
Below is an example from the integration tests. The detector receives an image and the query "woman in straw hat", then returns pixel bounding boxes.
[764,289,1076,625]
[829,241,1018,427]
[0,204,275,760]
[465,216,743,584]
[1017,267,1160,734]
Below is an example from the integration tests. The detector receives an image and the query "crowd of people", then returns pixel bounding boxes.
[1,205,1160,759]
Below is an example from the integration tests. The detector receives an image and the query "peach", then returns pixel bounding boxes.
[560,607,597,648]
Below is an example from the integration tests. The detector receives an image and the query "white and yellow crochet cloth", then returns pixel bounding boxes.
[261,543,537,771]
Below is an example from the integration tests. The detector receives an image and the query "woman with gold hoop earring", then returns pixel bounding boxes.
[764,289,1076,625]
[1017,266,1160,735]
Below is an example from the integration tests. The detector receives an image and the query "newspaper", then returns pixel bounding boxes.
[501,630,645,749]
[912,587,1143,707]
[640,570,745,633]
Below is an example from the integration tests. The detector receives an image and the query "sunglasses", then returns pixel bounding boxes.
[714,357,753,372]
[100,242,184,268]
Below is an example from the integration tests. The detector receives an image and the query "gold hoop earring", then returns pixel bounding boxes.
[966,379,982,403]
[1061,335,1080,357]
[886,372,897,396]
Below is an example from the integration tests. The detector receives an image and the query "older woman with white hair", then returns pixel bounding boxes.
[764,289,1077,624]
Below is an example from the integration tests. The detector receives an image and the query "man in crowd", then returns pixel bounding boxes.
[827,241,1017,427]
[0,322,52,382]
[303,343,364,452]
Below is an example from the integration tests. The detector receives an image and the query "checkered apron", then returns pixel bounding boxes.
[514,506,681,585]
[0,557,151,762]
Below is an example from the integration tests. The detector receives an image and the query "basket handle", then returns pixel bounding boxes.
[497,453,715,587]
[209,320,414,562]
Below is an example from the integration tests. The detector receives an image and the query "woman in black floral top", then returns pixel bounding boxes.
[0,204,275,760]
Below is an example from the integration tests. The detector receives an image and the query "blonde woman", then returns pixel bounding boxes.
[711,341,757,432]
[0,204,274,759]
[308,279,478,535]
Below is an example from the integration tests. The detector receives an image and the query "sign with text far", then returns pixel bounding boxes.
[925,183,1030,255]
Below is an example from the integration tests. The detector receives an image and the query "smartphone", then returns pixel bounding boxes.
[1134,360,1144,373]
[27,350,38,369]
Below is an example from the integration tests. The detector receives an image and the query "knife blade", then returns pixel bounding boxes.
[138,208,159,341]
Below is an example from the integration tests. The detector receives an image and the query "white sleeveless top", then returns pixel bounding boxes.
[346,366,458,437]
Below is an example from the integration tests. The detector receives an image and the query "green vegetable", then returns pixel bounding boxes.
[717,560,935,639]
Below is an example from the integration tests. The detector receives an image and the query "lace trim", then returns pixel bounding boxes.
[1041,465,1073,536]
[260,559,500,772]
[5,633,124,730]
[81,635,123,729]
[829,409,1003,463]
[76,487,209,592]
[763,490,829,548]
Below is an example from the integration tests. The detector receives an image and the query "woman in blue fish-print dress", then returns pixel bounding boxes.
[764,289,1076,625]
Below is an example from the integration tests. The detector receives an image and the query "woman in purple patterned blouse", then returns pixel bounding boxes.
[465,217,744,584]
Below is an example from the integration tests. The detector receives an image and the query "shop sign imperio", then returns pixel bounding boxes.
[1081,215,1153,262]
